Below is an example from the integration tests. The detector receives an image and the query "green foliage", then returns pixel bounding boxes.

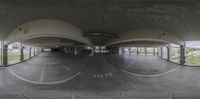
[186,48,200,66]
[170,48,180,63]
[8,50,20,64]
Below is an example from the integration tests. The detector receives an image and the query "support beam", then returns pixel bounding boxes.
[74,47,77,55]
[157,47,159,56]
[20,44,24,62]
[3,45,8,66]
[91,48,94,56]
[129,47,131,54]
[167,45,171,61]
[29,47,32,58]
[160,47,163,58]
[180,44,185,65]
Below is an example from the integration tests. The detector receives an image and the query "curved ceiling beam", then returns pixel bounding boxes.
[105,28,183,46]
[20,37,82,48]
[4,19,93,46]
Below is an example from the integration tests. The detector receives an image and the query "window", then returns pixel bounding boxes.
[35,48,39,55]
[131,47,137,55]
[138,47,145,55]
[162,46,168,59]
[95,46,100,53]
[124,47,130,54]
[158,47,162,57]
[169,44,180,63]
[146,48,154,55]
[31,48,35,57]
[8,42,21,64]
[185,41,200,66]
[43,48,51,52]
[155,48,158,56]
[100,46,108,53]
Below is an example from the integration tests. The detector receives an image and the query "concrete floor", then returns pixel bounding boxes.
[0,52,200,99]
[105,54,178,75]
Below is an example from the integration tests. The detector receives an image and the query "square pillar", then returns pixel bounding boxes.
[160,47,163,58]
[88,47,94,56]
[74,47,77,55]
[153,48,156,56]
[29,47,32,58]
[180,44,185,65]
[167,45,171,61]
[167,46,170,61]
[3,45,8,66]
[157,47,159,56]
[128,47,131,54]
[20,44,24,62]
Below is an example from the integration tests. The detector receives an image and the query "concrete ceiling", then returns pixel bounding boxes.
[0,0,200,45]
[110,41,167,47]
[21,37,83,48]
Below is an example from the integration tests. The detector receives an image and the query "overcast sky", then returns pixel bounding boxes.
[186,41,200,48]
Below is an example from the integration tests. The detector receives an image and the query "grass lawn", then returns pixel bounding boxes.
[8,51,20,65]
[186,54,200,66]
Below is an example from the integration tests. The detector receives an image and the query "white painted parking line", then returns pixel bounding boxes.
[104,73,108,77]
[7,67,80,84]
[108,73,113,76]
[120,67,180,77]
[92,73,113,78]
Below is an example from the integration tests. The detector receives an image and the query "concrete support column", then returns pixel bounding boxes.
[153,48,156,56]
[145,48,147,55]
[180,44,185,66]
[20,44,24,62]
[74,47,77,55]
[160,47,163,58]
[91,48,94,56]
[137,47,139,55]
[3,45,8,66]
[89,47,94,56]
[129,47,131,54]
[29,47,32,58]
[167,45,171,61]
[157,47,159,56]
